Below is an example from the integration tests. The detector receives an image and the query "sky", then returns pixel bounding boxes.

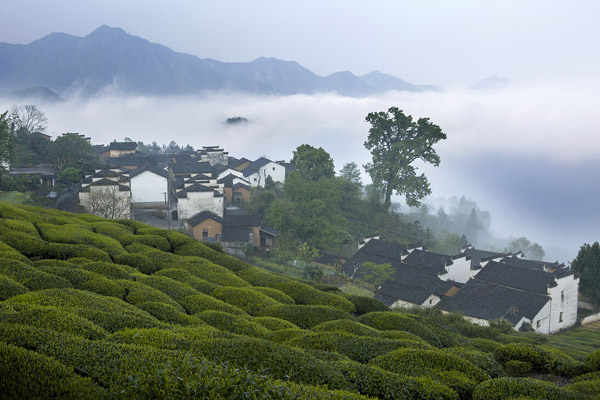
[1,1,599,261]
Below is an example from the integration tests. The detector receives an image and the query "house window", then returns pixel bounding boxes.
[561,290,565,303]
[272,167,275,170]
[536,320,541,328]
[202,229,208,241]
[254,177,257,182]
[559,312,564,322]
[429,299,433,305]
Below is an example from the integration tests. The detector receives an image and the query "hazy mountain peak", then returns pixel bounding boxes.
[470,76,509,91]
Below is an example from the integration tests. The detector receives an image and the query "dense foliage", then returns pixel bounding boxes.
[0,202,598,399]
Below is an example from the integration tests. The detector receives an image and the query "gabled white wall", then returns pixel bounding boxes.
[177,191,223,220]
[217,168,244,180]
[548,274,579,333]
[441,256,471,283]
[247,162,286,188]
[130,170,167,204]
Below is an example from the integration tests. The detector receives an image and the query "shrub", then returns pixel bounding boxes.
[0,258,72,291]
[505,360,532,377]
[78,261,136,280]
[463,338,504,353]
[379,330,429,344]
[586,348,600,371]
[312,319,381,337]
[335,360,459,400]
[563,380,600,398]
[153,268,219,294]
[37,223,125,257]
[253,316,298,331]
[0,303,107,340]
[47,243,112,262]
[288,332,431,363]
[135,275,200,301]
[257,304,355,329]
[136,301,204,326]
[3,218,40,238]
[0,240,32,264]
[7,288,164,332]
[211,286,281,315]
[174,241,251,272]
[472,377,564,400]
[441,347,505,378]
[0,341,104,399]
[248,286,295,304]
[265,328,306,343]
[112,252,157,274]
[237,266,290,287]
[370,348,490,383]
[105,327,192,350]
[118,279,186,311]
[179,293,247,315]
[115,218,148,232]
[343,293,389,314]
[358,312,442,347]
[125,243,183,269]
[117,233,172,252]
[0,274,29,300]
[91,221,133,238]
[179,261,250,287]
[274,281,356,313]
[188,335,351,390]
[195,310,270,337]
[495,343,585,377]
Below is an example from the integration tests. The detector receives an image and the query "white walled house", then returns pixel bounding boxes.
[79,179,131,219]
[176,184,224,220]
[242,157,287,188]
[129,164,169,206]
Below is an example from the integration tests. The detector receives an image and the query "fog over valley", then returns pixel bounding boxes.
[2,78,597,261]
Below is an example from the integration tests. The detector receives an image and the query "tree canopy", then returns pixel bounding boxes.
[51,133,97,172]
[572,241,600,305]
[290,144,335,181]
[363,107,446,208]
[338,162,362,186]
[0,111,14,179]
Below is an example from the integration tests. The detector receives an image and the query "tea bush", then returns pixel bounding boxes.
[495,343,585,377]
[125,243,183,269]
[38,223,126,257]
[258,304,355,329]
[153,268,219,294]
[342,293,389,314]
[358,312,442,347]
[0,258,72,291]
[0,341,104,399]
[179,261,250,287]
[312,319,381,337]
[212,286,281,315]
[0,274,29,300]
[265,328,307,343]
[179,293,247,315]
[274,281,356,313]
[472,377,564,400]
[136,301,204,326]
[0,240,32,264]
[463,337,504,353]
[236,266,290,286]
[253,316,298,331]
[562,379,600,398]
[174,241,251,272]
[117,233,172,252]
[586,348,600,371]
[118,279,186,311]
[91,221,133,238]
[112,252,157,274]
[0,302,107,340]
[441,347,505,378]
[77,261,136,280]
[135,275,200,301]
[248,286,295,304]
[195,310,270,337]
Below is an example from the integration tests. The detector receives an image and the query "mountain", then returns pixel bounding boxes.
[470,76,509,91]
[0,25,434,97]
[1,86,64,103]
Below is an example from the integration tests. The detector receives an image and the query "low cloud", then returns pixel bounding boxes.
[2,78,598,259]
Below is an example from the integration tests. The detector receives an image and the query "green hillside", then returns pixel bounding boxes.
[1,202,599,399]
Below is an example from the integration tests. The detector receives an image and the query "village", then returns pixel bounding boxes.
[5,139,581,335]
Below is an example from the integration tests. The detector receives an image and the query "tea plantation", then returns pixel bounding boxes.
[1,202,599,399]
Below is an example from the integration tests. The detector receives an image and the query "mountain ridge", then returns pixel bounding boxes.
[0,25,439,98]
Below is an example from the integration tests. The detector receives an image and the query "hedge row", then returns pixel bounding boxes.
[495,343,586,377]
[472,377,565,400]
[195,310,270,337]
[0,274,29,300]
[179,293,247,316]
[258,304,355,329]
[311,319,381,337]
[37,222,126,257]
[0,258,72,291]
[112,252,157,274]
[342,293,389,315]
[153,268,219,294]
[118,279,186,311]
[136,301,204,326]
[274,281,356,313]
[211,286,281,315]
[358,312,442,347]
[179,260,251,287]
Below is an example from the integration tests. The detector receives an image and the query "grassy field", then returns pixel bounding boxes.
[548,320,600,360]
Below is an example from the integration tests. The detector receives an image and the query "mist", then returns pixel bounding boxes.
[2,78,598,261]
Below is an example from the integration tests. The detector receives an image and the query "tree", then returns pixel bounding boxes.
[0,111,14,182]
[363,107,446,208]
[9,105,48,135]
[51,133,96,172]
[359,262,394,288]
[572,242,600,308]
[79,185,131,219]
[506,236,545,261]
[290,144,335,181]
[338,162,362,186]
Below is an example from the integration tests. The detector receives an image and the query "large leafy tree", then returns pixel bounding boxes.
[572,242,600,307]
[0,111,15,181]
[338,162,362,186]
[363,107,446,208]
[51,133,97,173]
[290,144,335,181]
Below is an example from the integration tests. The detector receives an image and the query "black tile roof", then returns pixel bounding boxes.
[221,226,252,243]
[232,182,250,191]
[129,164,169,179]
[403,249,452,274]
[259,225,280,237]
[500,256,563,271]
[474,261,557,294]
[170,161,212,174]
[437,279,551,325]
[343,239,408,277]
[109,141,137,151]
[463,248,509,269]
[185,183,216,193]
[223,212,261,227]
[186,211,223,227]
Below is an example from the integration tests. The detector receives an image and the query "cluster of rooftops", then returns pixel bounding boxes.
[330,237,579,333]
